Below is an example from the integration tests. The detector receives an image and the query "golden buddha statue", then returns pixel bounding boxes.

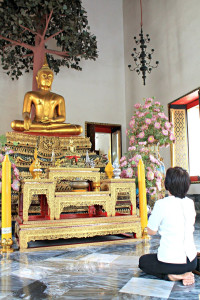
[11,60,83,135]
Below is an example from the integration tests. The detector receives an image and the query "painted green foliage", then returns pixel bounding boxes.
[0,0,98,84]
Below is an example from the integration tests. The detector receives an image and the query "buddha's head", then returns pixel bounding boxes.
[36,58,54,90]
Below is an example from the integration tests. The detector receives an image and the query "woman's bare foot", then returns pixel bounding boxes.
[168,272,195,286]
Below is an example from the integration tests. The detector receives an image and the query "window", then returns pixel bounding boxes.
[169,88,200,179]
[187,104,200,176]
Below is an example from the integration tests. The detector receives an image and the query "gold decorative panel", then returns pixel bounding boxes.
[170,109,188,170]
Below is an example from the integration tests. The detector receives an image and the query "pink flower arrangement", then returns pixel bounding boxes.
[126,97,175,147]
[120,97,175,195]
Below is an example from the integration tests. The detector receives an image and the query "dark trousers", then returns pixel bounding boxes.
[139,254,197,281]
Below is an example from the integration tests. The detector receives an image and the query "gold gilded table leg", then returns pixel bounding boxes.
[19,232,28,249]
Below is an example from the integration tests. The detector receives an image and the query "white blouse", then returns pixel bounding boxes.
[148,195,197,263]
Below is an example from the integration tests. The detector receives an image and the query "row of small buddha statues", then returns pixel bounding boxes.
[11,57,82,136]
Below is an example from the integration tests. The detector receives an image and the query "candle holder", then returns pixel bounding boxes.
[1,238,14,253]
[92,182,101,192]
[33,159,42,179]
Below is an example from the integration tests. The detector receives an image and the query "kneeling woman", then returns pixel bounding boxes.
[139,167,197,286]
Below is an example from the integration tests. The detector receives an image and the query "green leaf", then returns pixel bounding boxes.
[0,135,7,147]
[145,113,152,118]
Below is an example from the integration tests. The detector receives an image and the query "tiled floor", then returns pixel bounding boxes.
[0,220,200,299]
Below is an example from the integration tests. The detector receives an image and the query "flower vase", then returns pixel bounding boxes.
[113,168,121,179]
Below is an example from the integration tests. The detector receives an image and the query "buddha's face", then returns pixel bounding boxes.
[36,70,54,90]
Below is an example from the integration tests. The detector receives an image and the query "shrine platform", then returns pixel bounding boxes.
[15,215,142,250]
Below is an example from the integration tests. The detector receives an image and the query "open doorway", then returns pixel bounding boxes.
[85,122,122,163]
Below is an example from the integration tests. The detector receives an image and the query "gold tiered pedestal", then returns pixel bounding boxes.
[15,168,142,250]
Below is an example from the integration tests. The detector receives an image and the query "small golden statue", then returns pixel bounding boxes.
[29,148,38,178]
[33,158,42,179]
[68,138,76,153]
[105,149,114,179]
[11,58,83,135]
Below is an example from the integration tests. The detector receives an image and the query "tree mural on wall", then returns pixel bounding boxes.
[0,0,98,90]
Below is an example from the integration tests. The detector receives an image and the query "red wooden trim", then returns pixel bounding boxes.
[95,126,112,133]
[187,99,199,109]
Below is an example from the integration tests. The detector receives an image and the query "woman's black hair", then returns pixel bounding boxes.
[164,167,190,199]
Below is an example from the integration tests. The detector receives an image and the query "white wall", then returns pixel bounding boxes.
[0,0,126,152]
[123,0,200,193]
[123,0,200,168]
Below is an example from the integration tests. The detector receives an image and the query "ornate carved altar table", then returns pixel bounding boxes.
[54,191,113,219]
[19,179,56,222]
[16,170,142,250]
[101,178,136,215]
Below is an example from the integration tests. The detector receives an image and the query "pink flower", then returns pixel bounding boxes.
[147,171,154,181]
[149,154,156,163]
[148,136,155,143]
[0,154,4,162]
[164,121,171,130]
[138,112,145,118]
[153,108,160,112]
[143,103,151,109]
[138,131,145,139]
[158,112,166,118]
[156,180,162,191]
[154,159,161,166]
[14,167,20,177]
[162,129,168,136]
[120,169,128,178]
[129,119,135,128]
[155,171,162,179]
[120,156,126,162]
[145,118,152,125]
[169,133,175,141]
[129,136,135,144]
[155,101,161,105]
[154,122,161,129]
[128,146,136,151]
[134,103,141,109]
[145,98,153,104]
[126,168,133,178]
[141,125,148,131]
[149,187,156,195]
[120,161,127,167]
[11,179,19,191]
[151,116,157,121]
[133,154,142,162]
[125,129,129,136]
